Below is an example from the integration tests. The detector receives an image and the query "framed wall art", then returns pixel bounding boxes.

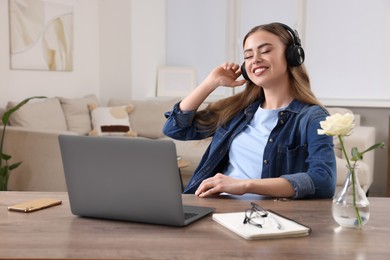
[9,0,74,71]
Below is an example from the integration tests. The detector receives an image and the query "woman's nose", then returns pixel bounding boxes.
[252,51,263,64]
[252,56,263,64]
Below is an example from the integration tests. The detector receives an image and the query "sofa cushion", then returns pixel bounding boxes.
[89,104,137,136]
[7,98,67,131]
[59,94,99,135]
[108,98,180,139]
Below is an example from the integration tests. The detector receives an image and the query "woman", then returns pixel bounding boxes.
[163,22,336,199]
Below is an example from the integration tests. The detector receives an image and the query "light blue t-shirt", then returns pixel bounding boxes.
[224,106,283,179]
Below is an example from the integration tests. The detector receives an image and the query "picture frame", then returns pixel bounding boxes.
[157,66,197,97]
[9,0,74,71]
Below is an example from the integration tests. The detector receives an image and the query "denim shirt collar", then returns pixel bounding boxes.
[284,99,308,114]
[246,98,307,115]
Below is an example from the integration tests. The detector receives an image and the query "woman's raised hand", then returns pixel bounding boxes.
[209,63,247,88]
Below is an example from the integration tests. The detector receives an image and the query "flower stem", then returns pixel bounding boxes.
[338,136,351,169]
[338,135,362,227]
[351,168,363,227]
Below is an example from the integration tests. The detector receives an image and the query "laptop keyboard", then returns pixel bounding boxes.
[184,212,198,220]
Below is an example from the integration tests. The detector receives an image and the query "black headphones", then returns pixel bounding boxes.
[241,23,305,81]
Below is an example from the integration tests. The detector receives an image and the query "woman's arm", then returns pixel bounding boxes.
[179,63,246,111]
[163,63,246,141]
[195,173,295,198]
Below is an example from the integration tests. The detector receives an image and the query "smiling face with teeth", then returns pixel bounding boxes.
[243,30,290,91]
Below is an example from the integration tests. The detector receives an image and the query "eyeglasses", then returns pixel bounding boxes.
[243,202,269,228]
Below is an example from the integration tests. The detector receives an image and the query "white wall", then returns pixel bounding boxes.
[130,0,166,99]
[99,0,132,105]
[305,0,390,107]
[0,0,100,107]
[166,0,228,84]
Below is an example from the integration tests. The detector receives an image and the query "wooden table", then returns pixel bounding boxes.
[1,192,389,260]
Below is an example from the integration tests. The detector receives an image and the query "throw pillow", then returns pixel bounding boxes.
[107,97,180,139]
[6,97,68,131]
[59,94,99,135]
[88,103,138,137]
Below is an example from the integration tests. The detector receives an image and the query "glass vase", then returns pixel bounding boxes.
[332,167,370,228]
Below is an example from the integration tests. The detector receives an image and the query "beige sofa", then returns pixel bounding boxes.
[0,95,376,193]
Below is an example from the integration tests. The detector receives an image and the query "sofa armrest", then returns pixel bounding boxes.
[1,126,78,191]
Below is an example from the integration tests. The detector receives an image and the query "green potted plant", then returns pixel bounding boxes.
[0,96,46,191]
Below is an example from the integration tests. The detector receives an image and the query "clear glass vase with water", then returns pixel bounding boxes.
[332,167,370,228]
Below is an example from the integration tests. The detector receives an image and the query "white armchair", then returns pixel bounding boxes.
[327,107,376,193]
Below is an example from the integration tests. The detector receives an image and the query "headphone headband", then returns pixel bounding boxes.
[275,22,302,47]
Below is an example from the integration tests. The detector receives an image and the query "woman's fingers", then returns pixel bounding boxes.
[222,62,239,71]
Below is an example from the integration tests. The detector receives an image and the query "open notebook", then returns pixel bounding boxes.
[213,210,311,240]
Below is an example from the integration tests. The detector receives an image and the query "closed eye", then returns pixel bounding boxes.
[243,48,271,60]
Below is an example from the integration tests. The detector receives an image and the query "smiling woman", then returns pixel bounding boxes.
[163,22,336,200]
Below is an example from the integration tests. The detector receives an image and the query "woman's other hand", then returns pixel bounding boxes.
[194,173,249,197]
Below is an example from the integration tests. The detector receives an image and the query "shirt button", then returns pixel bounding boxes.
[269,138,274,143]
[280,120,285,124]
[280,112,285,116]
[263,160,269,165]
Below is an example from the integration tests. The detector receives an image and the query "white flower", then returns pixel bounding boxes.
[317,113,355,136]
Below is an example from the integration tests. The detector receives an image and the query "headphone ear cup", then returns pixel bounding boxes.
[241,62,250,81]
[286,45,305,67]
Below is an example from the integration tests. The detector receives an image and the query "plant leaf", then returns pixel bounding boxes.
[360,142,385,155]
[350,142,385,162]
[0,153,11,161]
[9,161,22,170]
[2,96,46,125]
[351,147,362,161]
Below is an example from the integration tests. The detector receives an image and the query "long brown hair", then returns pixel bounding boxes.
[194,23,321,132]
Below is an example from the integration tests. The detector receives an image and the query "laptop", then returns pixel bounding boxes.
[58,135,214,226]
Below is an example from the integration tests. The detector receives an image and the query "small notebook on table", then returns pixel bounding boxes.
[212,210,311,240]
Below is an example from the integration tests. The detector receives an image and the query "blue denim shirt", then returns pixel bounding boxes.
[163,99,336,199]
